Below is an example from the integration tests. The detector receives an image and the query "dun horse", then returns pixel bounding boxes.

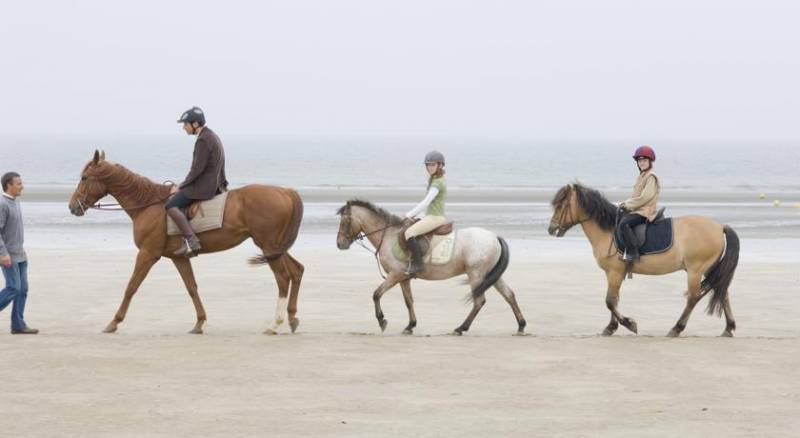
[548,183,739,337]
[68,150,304,334]
[336,200,527,335]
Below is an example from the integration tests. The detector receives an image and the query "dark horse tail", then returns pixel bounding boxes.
[701,225,740,316]
[471,237,510,302]
[249,188,304,265]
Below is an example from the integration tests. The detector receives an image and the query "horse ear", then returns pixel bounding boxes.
[93,150,100,165]
[100,150,106,161]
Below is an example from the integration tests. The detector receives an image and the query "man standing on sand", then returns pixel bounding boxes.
[0,172,38,334]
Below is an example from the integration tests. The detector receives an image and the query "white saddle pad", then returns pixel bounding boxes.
[425,230,457,265]
[167,192,229,236]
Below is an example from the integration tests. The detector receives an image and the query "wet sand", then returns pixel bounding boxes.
[2,238,799,437]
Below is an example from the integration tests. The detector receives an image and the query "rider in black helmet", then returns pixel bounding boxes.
[167,106,229,257]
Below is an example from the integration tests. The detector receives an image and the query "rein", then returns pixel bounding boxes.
[352,223,393,280]
[75,178,176,214]
[342,210,397,280]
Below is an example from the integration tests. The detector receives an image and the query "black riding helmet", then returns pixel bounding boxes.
[177,106,206,126]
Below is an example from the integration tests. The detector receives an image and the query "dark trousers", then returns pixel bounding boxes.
[165,190,195,210]
[617,212,646,254]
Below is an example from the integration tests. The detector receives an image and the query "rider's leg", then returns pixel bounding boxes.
[403,216,447,275]
[165,191,201,257]
[618,213,646,261]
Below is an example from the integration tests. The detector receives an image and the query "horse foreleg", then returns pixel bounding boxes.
[604,270,637,335]
[399,280,417,335]
[373,275,401,333]
[104,251,159,333]
[172,258,206,334]
[668,272,702,337]
[493,278,527,335]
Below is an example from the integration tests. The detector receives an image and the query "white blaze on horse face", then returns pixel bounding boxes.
[267,297,288,333]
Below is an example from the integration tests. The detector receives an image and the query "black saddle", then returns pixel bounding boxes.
[615,208,674,256]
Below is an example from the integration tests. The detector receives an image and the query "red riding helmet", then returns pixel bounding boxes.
[632,145,656,162]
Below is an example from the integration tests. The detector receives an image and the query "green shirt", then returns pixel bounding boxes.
[426,177,447,216]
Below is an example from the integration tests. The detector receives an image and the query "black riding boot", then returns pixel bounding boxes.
[168,207,201,258]
[621,225,640,262]
[405,237,425,276]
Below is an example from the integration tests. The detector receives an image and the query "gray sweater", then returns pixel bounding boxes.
[0,194,26,263]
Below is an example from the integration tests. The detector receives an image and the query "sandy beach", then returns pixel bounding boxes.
[2,233,799,437]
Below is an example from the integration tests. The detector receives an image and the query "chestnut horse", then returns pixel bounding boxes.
[68,150,304,334]
[548,183,739,337]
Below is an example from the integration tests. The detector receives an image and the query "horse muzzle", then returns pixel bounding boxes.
[69,203,86,217]
[548,223,566,237]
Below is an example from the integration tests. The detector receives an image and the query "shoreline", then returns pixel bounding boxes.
[18,184,800,204]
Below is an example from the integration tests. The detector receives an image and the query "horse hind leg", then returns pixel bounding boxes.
[721,296,736,337]
[493,278,527,335]
[264,256,291,335]
[284,253,304,333]
[453,270,487,336]
[667,271,702,337]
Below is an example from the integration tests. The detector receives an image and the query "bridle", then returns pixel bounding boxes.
[550,194,588,237]
[339,208,395,279]
[74,175,175,214]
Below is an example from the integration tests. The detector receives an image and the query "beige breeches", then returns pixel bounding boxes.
[404,215,447,240]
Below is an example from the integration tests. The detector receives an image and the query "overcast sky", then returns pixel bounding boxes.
[1,0,798,141]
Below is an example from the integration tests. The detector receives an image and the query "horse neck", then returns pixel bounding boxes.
[355,207,399,249]
[100,165,168,218]
[579,217,614,254]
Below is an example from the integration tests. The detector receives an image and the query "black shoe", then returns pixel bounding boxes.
[175,235,202,258]
[11,327,39,334]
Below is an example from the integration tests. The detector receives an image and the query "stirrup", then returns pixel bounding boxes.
[175,238,201,258]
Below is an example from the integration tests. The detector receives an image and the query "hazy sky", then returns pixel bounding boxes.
[1,0,798,141]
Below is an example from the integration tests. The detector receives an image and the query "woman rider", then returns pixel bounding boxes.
[403,150,448,275]
[618,145,660,262]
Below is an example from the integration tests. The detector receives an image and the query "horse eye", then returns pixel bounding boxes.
[81,176,87,181]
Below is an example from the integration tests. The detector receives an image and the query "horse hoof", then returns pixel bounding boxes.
[402,329,413,335]
[289,318,300,333]
[188,328,203,334]
[513,331,529,337]
[601,328,615,336]
[263,328,279,335]
[451,329,463,336]
[621,318,638,334]
[666,329,680,338]
[720,331,734,338]
[379,319,388,333]
[102,324,117,334]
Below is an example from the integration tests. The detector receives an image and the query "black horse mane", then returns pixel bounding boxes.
[336,199,405,226]
[552,183,618,231]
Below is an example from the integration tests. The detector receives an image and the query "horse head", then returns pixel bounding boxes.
[69,149,110,216]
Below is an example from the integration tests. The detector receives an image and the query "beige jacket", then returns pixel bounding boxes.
[623,170,660,221]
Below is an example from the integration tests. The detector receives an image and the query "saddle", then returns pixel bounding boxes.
[181,202,205,221]
[397,220,455,257]
[614,207,674,256]
[166,192,229,236]
[181,188,228,221]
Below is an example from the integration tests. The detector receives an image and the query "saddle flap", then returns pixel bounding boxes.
[652,207,666,223]
[185,203,204,221]
[432,221,454,235]
[615,218,675,256]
